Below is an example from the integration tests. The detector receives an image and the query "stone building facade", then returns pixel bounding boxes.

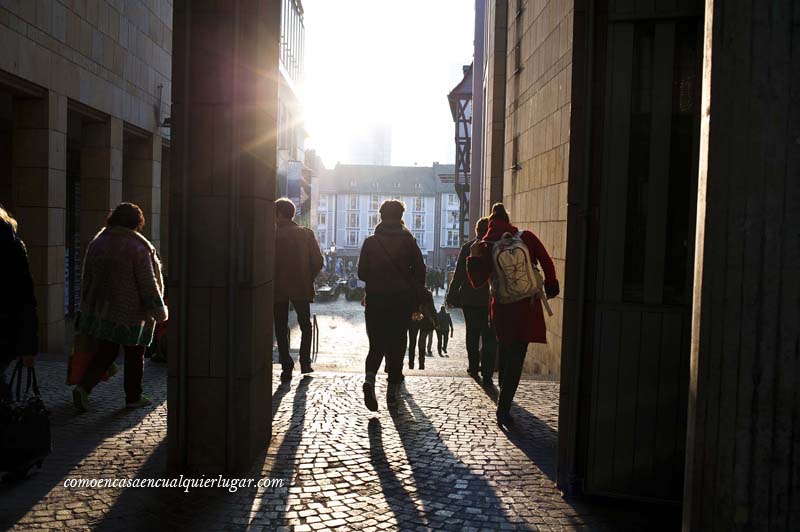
[0,0,172,354]
[476,0,799,528]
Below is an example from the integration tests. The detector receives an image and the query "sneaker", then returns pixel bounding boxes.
[300,364,314,375]
[280,370,292,382]
[482,376,494,388]
[363,383,378,412]
[72,386,89,413]
[126,395,153,408]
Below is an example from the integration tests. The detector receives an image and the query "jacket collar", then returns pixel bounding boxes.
[375,221,412,237]
[276,219,298,228]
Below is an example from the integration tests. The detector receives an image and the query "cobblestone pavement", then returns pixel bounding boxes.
[282,294,496,378]
[1,356,679,531]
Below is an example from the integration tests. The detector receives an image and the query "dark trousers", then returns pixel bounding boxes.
[273,300,312,372]
[365,295,409,385]
[436,330,449,354]
[0,356,12,401]
[463,306,497,378]
[497,341,527,413]
[407,324,427,368]
[79,338,145,403]
[413,330,431,368]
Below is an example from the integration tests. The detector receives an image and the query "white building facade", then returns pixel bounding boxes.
[316,164,459,269]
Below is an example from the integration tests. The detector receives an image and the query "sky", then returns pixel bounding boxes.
[300,0,475,168]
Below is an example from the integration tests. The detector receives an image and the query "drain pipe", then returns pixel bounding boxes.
[563,0,595,497]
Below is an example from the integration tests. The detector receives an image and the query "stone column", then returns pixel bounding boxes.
[683,1,799,530]
[168,0,280,474]
[12,91,67,354]
[80,117,122,254]
[123,134,162,251]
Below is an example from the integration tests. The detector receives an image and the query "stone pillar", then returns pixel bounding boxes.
[168,0,280,474]
[123,134,162,250]
[683,1,799,530]
[12,91,67,354]
[80,118,122,254]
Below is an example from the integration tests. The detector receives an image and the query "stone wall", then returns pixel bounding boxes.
[0,0,172,133]
[503,0,573,376]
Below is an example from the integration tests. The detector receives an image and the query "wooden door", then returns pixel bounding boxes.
[583,12,702,501]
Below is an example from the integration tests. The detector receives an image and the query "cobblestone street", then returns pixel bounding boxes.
[1,345,678,531]
[282,294,498,378]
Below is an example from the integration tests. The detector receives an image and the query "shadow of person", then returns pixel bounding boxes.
[96,376,312,531]
[0,361,166,530]
[367,418,424,525]
[389,389,530,531]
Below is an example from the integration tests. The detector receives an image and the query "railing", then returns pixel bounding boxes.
[280,0,305,85]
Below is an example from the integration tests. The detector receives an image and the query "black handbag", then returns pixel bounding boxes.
[0,361,51,477]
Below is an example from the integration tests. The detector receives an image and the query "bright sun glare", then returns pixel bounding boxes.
[301,0,475,168]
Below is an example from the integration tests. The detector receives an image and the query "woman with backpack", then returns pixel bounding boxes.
[467,203,559,428]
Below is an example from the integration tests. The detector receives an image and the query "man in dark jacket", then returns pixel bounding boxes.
[445,217,496,386]
[273,198,324,382]
[0,207,38,400]
[358,200,425,410]
[435,306,453,356]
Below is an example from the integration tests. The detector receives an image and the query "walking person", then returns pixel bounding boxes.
[446,217,496,385]
[71,203,168,411]
[0,206,37,401]
[273,198,324,382]
[467,204,559,428]
[435,306,453,356]
[408,289,436,369]
[359,200,425,411]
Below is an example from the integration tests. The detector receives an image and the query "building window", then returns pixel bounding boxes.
[370,195,380,210]
[447,194,458,207]
[412,213,424,230]
[346,230,359,247]
[319,194,328,210]
[413,232,425,246]
[348,195,358,210]
[369,213,379,229]
[447,229,459,247]
[448,211,459,228]
[347,212,360,228]
[414,183,422,189]
[318,230,327,246]
[393,182,400,188]
[413,197,424,212]
[392,195,402,201]
[318,212,327,226]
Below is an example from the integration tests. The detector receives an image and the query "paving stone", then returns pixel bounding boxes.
[1,318,679,530]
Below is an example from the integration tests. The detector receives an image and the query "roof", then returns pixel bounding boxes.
[433,163,457,193]
[318,164,439,195]
[447,63,473,119]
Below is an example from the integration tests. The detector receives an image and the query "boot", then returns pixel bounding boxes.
[363,383,378,412]
[386,382,399,408]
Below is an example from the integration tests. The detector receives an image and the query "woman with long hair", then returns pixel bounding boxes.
[0,205,37,399]
[72,202,168,411]
[467,203,560,428]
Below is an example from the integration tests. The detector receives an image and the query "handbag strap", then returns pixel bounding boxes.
[9,360,40,401]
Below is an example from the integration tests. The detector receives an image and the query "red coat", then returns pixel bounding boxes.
[466,220,557,344]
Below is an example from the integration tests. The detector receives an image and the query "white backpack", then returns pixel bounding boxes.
[489,231,544,304]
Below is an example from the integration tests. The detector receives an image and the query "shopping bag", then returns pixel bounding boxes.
[66,334,115,385]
